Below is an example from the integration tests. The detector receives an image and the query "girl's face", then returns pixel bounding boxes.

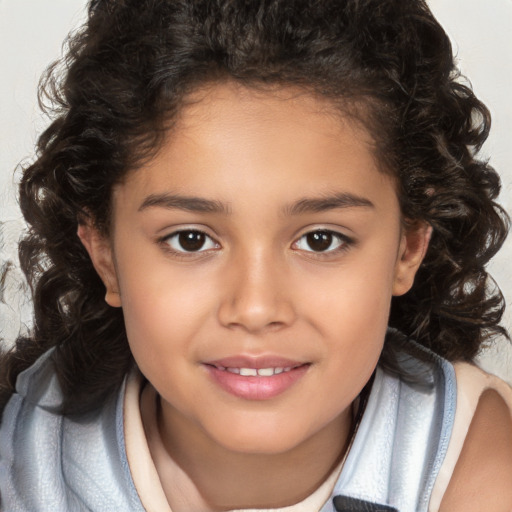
[81,83,429,456]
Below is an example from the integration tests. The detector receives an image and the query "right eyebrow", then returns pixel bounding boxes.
[138,193,231,214]
[283,192,375,216]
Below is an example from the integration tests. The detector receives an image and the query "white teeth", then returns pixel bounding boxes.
[239,368,258,376]
[219,366,298,376]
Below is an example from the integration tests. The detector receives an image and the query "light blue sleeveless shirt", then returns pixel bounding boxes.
[0,332,455,512]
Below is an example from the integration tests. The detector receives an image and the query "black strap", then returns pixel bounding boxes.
[333,495,399,512]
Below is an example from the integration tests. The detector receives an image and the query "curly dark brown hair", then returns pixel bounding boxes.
[0,0,508,415]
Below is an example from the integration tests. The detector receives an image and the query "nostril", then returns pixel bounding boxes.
[267,321,286,330]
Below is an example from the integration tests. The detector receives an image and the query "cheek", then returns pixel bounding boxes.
[113,251,213,368]
[300,251,397,329]
[298,250,396,376]
[121,275,206,337]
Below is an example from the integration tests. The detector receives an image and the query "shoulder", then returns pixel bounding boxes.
[0,350,141,511]
[0,349,66,509]
[0,348,64,453]
[439,364,512,511]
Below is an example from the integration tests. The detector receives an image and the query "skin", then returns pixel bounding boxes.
[439,389,512,511]
[79,83,432,510]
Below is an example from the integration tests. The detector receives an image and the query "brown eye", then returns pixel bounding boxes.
[179,231,206,251]
[306,232,333,252]
[165,230,218,253]
[294,230,349,253]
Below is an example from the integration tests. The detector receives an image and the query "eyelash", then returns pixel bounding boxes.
[159,229,220,257]
[292,230,353,256]
[158,228,354,258]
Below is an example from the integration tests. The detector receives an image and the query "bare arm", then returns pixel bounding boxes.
[439,389,512,511]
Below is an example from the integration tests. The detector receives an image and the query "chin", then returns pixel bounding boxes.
[221,435,303,456]
[206,417,317,456]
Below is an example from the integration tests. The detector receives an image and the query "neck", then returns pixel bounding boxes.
[147,394,353,511]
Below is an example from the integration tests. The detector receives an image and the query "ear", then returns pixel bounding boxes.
[392,222,432,296]
[77,220,122,308]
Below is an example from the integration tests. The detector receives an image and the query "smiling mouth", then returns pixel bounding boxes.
[208,364,305,376]
[204,362,310,400]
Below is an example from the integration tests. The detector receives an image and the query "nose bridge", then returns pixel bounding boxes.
[217,244,295,332]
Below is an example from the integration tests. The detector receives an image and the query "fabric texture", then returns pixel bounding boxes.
[333,496,399,511]
[0,349,144,512]
[0,330,507,512]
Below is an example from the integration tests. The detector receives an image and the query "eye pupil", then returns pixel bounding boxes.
[306,231,332,252]
[179,231,206,251]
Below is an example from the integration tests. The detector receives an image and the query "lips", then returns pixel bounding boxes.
[205,355,306,370]
[217,366,294,376]
[203,356,310,400]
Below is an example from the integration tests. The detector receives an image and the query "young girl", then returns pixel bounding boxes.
[1,0,511,511]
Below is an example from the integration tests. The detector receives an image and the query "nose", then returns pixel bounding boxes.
[217,249,296,334]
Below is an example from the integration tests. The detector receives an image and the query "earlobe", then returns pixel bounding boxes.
[77,221,122,308]
[392,222,432,296]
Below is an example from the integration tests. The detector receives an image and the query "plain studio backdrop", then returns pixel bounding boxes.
[0,0,511,381]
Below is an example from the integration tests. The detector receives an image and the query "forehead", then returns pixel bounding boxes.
[117,82,396,211]
[173,82,375,152]
[179,83,346,127]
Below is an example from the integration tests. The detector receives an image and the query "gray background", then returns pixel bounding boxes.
[1,0,511,381]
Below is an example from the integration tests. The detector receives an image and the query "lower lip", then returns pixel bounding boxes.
[205,365,310,400]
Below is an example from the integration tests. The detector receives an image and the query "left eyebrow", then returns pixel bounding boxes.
[138,193,230,214]
[283,192,375,216]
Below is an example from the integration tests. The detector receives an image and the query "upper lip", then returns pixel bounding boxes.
[203,355,308,369]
